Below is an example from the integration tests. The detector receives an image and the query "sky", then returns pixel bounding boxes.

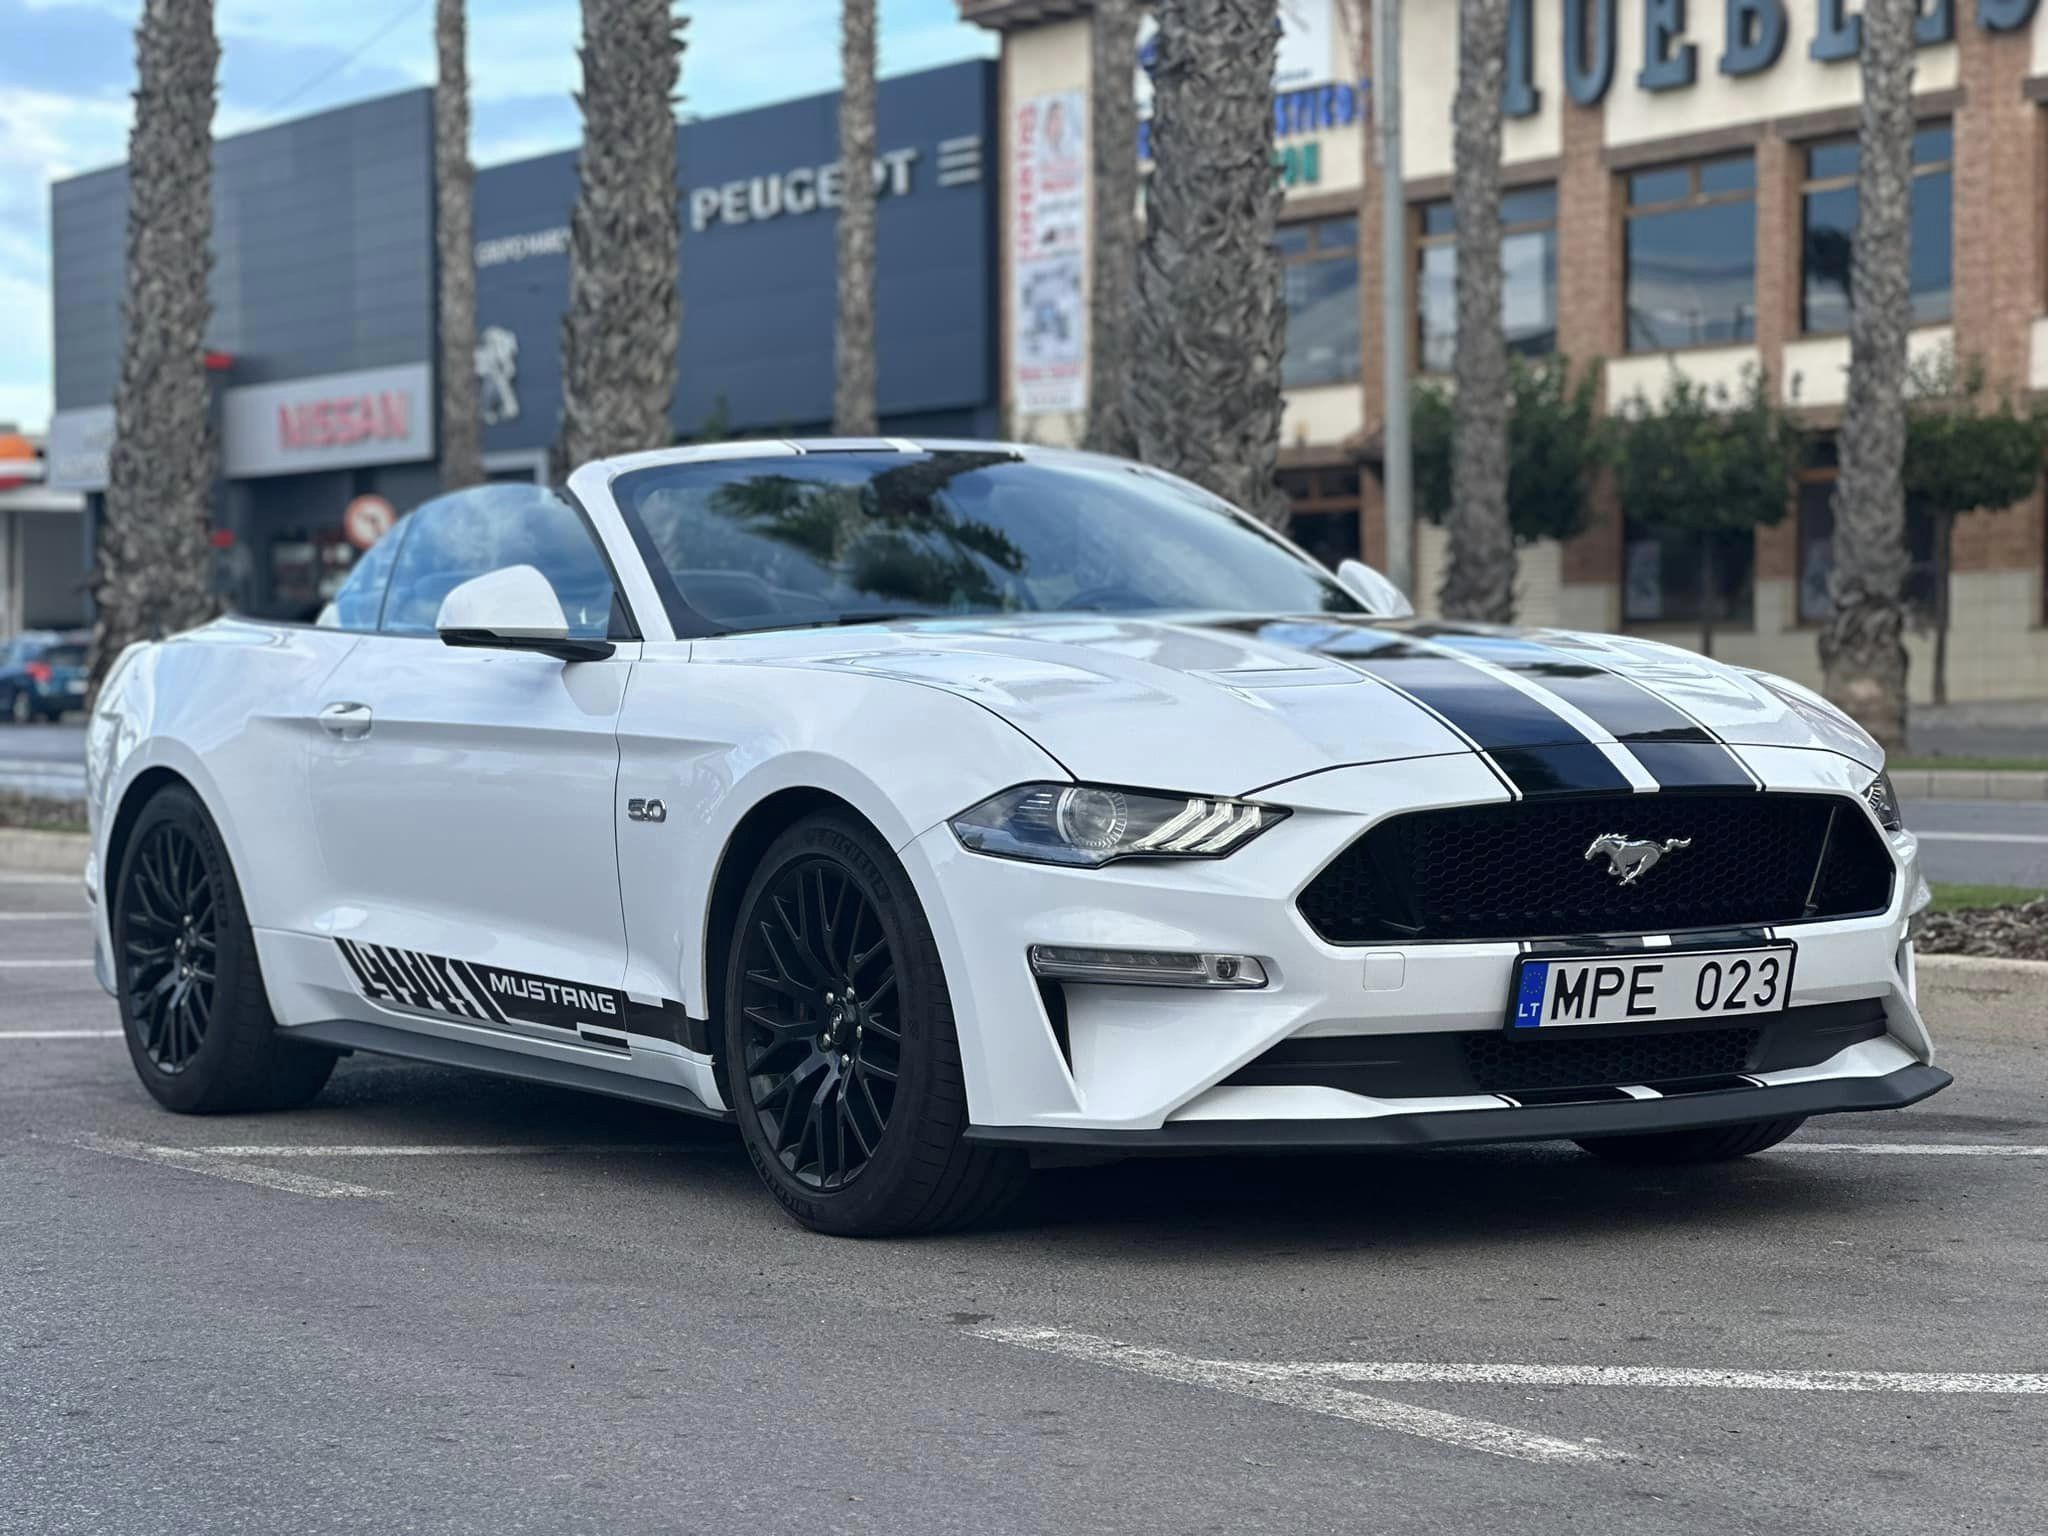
[0,0,996,432]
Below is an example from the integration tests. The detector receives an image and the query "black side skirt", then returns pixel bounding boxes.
[961,1064,1950,1154]
[287,1018,735,1122]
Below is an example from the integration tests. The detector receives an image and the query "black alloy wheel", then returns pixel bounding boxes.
[723,811,1025,1236]
[113,784,337,1114]
[122,821,217,1072]
[737,856,902,1191]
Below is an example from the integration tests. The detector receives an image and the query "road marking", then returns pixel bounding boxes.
[199,1143,646,1158]
[1914,830,2048,845]
[0,912,87,921]
[1279,1362,2048,1394]
[970,1324,1614,1466]
[1779,1142,2048,1157]
[0,874,82,886]
[0,1029,121,1039]
[65,1135,382,1199]
[0,959,94,968]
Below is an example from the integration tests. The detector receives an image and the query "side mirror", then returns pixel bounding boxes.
[436,565,615,662]
[1336,559,1416,619]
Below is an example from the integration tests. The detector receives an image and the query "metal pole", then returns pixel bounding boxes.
[1373,0,1414,598]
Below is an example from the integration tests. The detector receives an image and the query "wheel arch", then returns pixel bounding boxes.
[104,763,209,896]
[699,785,875,1088]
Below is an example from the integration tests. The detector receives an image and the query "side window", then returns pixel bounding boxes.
[379,485,622,639]
[327,520,408,631]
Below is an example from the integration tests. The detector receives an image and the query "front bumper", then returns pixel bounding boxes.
[964,1063,1951,1152]
[903,750,1937,1141]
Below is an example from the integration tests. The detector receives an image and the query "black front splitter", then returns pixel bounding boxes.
[961,1064,1951,1155]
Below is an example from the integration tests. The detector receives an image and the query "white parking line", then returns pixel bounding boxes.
[0,1029,122,1039]
[1914,830,2048,845]
[200,1143,645,1157]
[0,874,82,885]
[0,959,94,969]
[1780,1142,2048,1157]
[65,1134,383,1199]
[1282,1362,2048,1394]
[0,912,87,921]
[970,1324,1615,1466]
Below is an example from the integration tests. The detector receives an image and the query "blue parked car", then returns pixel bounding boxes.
[0,632,90,723]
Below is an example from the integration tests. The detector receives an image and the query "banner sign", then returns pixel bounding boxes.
[1010,90,1088,417]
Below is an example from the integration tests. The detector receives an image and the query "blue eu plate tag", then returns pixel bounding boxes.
[1512,961,1549,1028]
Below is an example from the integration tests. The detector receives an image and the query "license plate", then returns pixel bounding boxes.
[1508,945,1795,1030]
[66,679,86,694]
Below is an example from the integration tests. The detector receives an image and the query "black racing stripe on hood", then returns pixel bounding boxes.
[1209,618,1632,798]
[1401,627,1758,791]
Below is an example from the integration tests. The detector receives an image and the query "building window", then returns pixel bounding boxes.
[1796,440,1937,622]
[1277,216,1360,388]
[1624,153,1757,352]
[1622,523,1756,627]
[1800,124,1953,336]
[1416,185,1559,375]
[1278,466,1362,569]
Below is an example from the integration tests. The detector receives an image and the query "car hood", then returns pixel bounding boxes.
[743,614,1882,796]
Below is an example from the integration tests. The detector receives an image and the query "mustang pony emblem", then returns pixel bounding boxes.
[1584,832,1692,885]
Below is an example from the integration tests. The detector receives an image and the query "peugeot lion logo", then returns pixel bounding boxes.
[1585,832,1692,885]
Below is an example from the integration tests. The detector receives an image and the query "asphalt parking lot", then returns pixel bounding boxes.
[4,871,2045,1535]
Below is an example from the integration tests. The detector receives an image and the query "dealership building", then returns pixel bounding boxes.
[968,0,2048,702]
[47,63,996,620]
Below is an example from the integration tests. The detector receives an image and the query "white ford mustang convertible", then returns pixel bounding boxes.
[85,440,1947,1234]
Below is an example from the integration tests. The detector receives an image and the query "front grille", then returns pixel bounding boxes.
[1298,792,1894,944]
[1459,1025,1760,1094]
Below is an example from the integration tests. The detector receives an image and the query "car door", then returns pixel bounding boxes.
[299,484,639,1032]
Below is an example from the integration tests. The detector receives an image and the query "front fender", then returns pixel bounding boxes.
[613,651,1068,1018]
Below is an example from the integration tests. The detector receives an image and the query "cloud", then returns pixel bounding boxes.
[2,0,995,429]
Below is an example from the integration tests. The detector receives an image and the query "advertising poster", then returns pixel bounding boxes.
[1010,89,1088,416]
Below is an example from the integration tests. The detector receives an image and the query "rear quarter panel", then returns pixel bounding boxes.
[91,620,363,944]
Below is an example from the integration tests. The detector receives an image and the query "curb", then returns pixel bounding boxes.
[1890,768,2048,801]
[1915,952,2048,986]
[0,829,90,876]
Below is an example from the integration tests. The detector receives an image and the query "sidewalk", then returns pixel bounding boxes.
[1909,699,2048,760]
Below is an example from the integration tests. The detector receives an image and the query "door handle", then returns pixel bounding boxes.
[318,701,373,740]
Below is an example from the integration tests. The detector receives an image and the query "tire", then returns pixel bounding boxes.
[1575,1115,1806,1166]
[112,784,337,1114]
[722,810,1026,1236]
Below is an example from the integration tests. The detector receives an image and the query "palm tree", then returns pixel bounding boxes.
[1082,0,1140,457]
[555,0,685,474]
[91,0,220,696]
[1129,0,1289,526]
[1439,0,1515,622]
[1819,0,1915,749]
[833,0,879,435]
[434,0,483,491]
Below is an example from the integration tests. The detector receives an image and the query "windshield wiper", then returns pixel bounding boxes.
[725,611,943,635]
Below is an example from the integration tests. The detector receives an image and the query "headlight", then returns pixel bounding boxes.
[1865,771,1903,831]
[949,783,1287,867]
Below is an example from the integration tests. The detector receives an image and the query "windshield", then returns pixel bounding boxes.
[611,450,1364,636]
[40,644,87,668]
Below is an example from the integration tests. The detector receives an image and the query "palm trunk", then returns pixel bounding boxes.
[1440,0,1515,622]
[435,0,483,491]
[1818,0,1915,749]
[833,0,879,436]
[1129,0,1291,527]
[91,0,221,697]
[1083,0,1140,458]
[555,0,685,474]
[1932,507,1953,707]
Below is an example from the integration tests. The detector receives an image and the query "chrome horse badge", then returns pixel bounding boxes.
[1585,832,1692,885]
